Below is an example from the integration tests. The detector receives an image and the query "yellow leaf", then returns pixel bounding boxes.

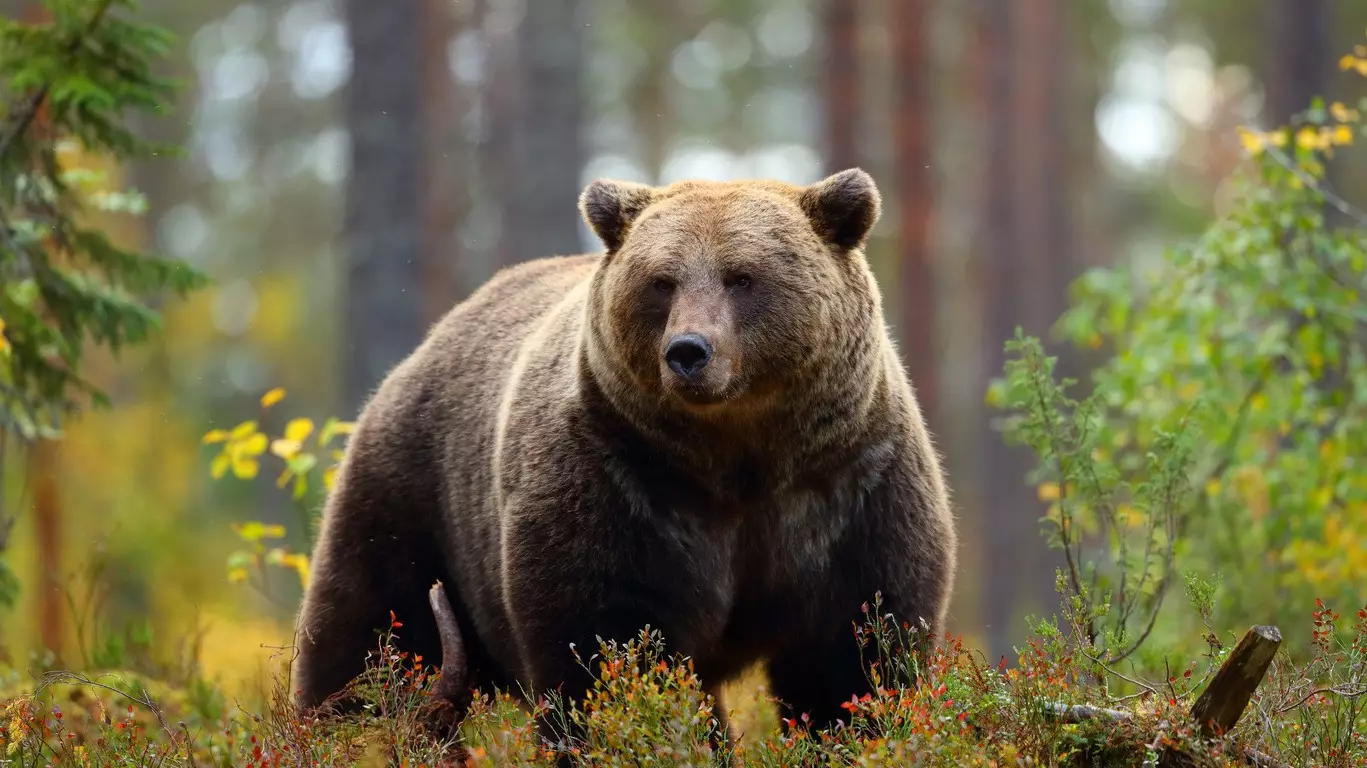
[260,387,287,409]
[270,438,302,459]
[240,432,268,456]
[1205,478,1222,497]
[230,420,259,440]
[318,418,357,446]
[283,553,310,588]
[202,429,230,444]
[276,467,292,488]
[1250,393,1267,412]
[1237,127,1265,155]
[1295,126,1322,150]
[1330,101,1359,123]
[1331,125,1353,146]
[1342,54,1359,72]
[1037,482,1060,501]
[285,417,314,442]
[323,465,338,491]
[210,453,231,479]
[231,456,260,479]
[227,567,249,584]
[1269,129,1288,148]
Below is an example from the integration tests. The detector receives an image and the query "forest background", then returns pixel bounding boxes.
[2,0,1367,763]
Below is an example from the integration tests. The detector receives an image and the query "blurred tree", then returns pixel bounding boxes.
[975,0,1071,662]
[891,0,937,427]
[419,0,470,319]
[502,0,586,264]
[1262,0,1332,128]
[0,0,203,662]
[822,0,860,173]
[974,0,1021,664]
[340,1,427,413]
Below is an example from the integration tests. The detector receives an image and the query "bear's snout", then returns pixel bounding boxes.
[664,333,713,379]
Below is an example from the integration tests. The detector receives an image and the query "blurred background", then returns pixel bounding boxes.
[2,0,1367,698]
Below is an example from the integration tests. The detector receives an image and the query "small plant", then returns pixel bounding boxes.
[555,628,726,765]
[201,387,353,601]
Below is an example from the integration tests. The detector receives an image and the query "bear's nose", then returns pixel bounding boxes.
[664,333,713,379]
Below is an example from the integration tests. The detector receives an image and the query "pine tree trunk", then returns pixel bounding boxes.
[341,1,427,414]
[823,0,861,174]
[505,0,586,263]
[891,0,937,427]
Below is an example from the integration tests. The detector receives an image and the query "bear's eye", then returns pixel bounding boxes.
[726,274,752,290]
[652,278,674,294]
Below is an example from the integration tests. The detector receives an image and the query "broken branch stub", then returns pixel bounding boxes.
[428,580,471,718]
[1191,624,1282,738]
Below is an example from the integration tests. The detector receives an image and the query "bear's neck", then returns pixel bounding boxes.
[577,328,895,500]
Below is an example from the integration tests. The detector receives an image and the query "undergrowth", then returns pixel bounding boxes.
[1,589,1363,767]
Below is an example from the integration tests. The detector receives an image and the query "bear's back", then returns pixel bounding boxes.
[407,250,600,486]
[374,253,599,672]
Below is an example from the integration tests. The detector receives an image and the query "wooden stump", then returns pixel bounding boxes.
[1190,625,1281,738]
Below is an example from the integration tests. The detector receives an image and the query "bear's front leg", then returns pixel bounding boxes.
[499,500,724,761]
[767,460,955,736]
[765,625,872,734]
[293,419,452,713]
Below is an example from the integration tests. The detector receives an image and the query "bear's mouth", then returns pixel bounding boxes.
[663,372,750,411]
[673,384,729,407]
[659,357,739,409]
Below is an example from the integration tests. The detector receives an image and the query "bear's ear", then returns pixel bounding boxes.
[799,168,882,251]
[579,178,657,253]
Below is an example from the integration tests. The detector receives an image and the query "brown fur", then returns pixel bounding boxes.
[293,168,958,744]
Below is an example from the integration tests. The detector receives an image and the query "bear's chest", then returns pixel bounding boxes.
[655,484,861,662]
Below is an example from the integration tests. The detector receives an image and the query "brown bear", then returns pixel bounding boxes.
[292,168,958,745]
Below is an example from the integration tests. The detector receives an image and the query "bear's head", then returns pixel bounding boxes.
[580,168,885,421]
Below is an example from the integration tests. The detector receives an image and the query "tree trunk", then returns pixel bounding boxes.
[504,0,586,263]
[976,0,1022,665]
[891,0,937,428]
[341,1,427,414]
[31,438,62,661]
[419,0,467,322]
[1262,0,1331,128]
[823,0,861,174]
[978,0,1071,663]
